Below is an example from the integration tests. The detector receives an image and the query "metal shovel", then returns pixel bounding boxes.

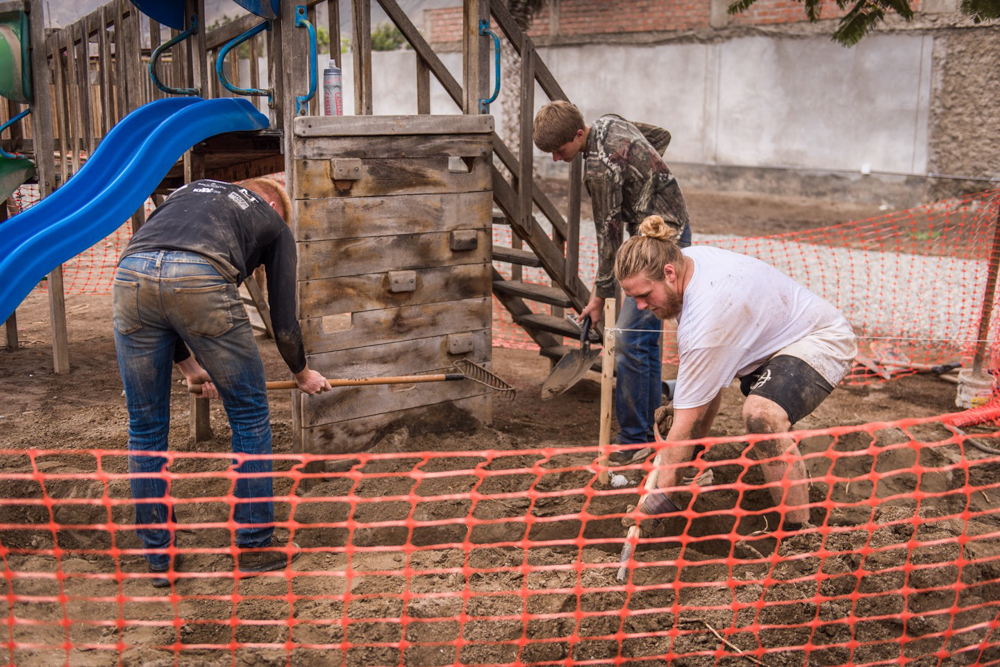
[541,315,602,400]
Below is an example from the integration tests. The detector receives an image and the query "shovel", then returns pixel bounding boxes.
[541,315,602,400]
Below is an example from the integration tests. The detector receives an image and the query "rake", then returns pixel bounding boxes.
[188,358,515,399]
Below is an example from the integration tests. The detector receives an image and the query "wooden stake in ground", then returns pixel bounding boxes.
[597,298,617,485]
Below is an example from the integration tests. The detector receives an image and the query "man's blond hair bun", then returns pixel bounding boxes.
[639,215,671,240]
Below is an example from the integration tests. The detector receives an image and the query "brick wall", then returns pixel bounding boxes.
[426,0,928,45]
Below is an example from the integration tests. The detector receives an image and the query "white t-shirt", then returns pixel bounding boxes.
[672,246,857,410]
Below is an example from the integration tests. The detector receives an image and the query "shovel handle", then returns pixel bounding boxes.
[188,373,464,394]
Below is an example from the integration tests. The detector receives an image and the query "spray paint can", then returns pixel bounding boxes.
[323,61,343,116]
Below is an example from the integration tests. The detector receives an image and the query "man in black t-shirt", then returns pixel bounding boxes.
[113,178,330,587]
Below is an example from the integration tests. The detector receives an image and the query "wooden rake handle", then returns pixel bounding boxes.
[188,373,464,394]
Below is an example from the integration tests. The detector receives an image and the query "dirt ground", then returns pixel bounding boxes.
[1,190,998,667]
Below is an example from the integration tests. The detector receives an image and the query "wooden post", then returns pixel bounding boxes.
[97,5,113,135]
[186,0,208,97]
[416,56,430,114]
[517,41,533,231]
[327,0,341,69]
[566,155,581,285]
[28,0,68,374]
[189,393,212,442]
[2,200,15,351]
[351,0,372,115]
[972,205,1000,379]
[462,0,489,115]
[598,298,617,484]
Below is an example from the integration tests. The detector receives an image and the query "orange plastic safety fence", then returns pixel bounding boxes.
[9,185,140,297]
[493,189,1000,390]
[2,409,999,667]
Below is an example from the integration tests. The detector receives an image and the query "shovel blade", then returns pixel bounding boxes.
[541,348,601,400]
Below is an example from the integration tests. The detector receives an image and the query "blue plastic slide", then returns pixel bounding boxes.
[0,96,269,324]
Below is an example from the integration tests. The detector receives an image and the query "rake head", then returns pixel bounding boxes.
[453,359,516,399]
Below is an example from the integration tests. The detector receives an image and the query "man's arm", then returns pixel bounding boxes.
[263,228,331,395]
[654,392,722,491]
[587,175,625,301]
[176,356,219,399]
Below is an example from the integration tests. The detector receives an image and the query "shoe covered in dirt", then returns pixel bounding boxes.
[608,447,654,465]
[238,534,300,574]
[149,553,183,589]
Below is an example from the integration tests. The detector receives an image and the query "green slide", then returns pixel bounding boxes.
[0,10,33,200]
[0,10,30,103]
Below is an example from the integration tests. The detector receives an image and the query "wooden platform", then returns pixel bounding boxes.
[3,129,284,192]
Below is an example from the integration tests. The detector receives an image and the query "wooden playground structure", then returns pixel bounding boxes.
[0,0,600,455]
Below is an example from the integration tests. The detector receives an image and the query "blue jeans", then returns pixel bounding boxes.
[615,222,691,445]
[113,251,274,568]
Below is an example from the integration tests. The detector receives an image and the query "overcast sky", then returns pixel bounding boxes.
[47,0,460,30]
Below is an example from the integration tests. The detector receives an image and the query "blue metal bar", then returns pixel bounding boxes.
[217,20,274,107]
[295,6,318,116]
[478,20,501,115]
[149,16,200,96]
[0,107,31,159]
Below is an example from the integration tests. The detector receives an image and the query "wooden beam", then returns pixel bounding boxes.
[122,0,144,111]
[2,201,16,351]
[518,41,534,232]
[462,0,488,115]
[204,12,261,51]
[74,22,95,156]
[416,55,430,114]
[328,0,341,69]
[293,113,493,137]
[148,17,162,102]
[28,0,67,373]
[188,0,208,98]
[351,0,372,115]
[566,155,582,288]
[63,29,82,176]
[112,0,127,121]
[96,7,114,137]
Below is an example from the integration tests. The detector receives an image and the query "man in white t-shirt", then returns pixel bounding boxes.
[614,215,857,536]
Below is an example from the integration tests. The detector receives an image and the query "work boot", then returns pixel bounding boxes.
[608,447,654,465]
[148,554,183,589]
[238,533,300,574]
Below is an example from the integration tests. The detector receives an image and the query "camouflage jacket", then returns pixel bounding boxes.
[584,114,689,298]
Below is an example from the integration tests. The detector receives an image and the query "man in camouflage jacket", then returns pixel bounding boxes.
[533,101,692,461]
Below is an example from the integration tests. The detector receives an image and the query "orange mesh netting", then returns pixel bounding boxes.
[1,410,999,666]
[8,185,140,297]
[494,189,1000,391]
[5,186,1000,665]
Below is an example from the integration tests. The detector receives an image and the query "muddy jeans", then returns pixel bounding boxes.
[113,250,273,568]
[615,222,691,446]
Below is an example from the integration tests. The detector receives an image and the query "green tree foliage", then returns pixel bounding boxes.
[728,0,1000,46]
[370,23,407,51]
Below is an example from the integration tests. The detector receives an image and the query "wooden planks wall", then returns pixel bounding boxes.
[291,114,495,456]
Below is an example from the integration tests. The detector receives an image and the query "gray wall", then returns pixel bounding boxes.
[289,25,998,207]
